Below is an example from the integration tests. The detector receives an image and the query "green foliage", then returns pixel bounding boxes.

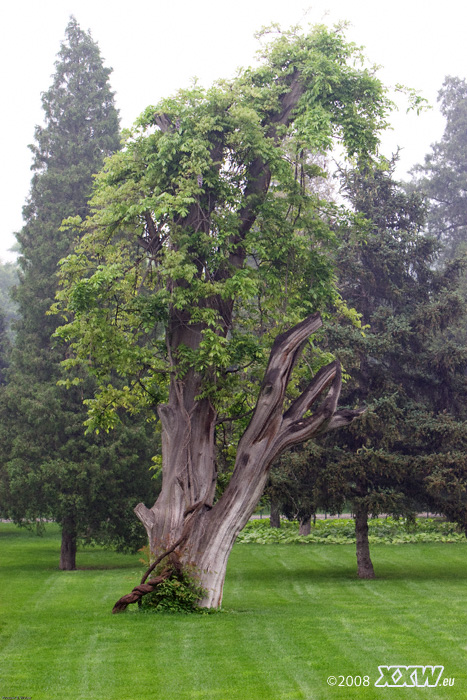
[269,156,467,529]
[237,517,465,544]
[0,259,19,336]
[52,23,392,432]
[0,309,9,384]
[15,16,120,347]
[325,159,467,510]
[0,17,156,559]
[140,565,208,614]
[404,78,467,528]
[411,76,467,262]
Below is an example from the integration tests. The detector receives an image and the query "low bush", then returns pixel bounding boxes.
[140,565,208,614]
[236,517,466,545]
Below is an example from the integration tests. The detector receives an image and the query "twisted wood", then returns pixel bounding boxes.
[111,500,206,613]
[112,567,173,613]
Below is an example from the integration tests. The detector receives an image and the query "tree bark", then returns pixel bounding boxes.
[355,505,375,579]
[130,314,365,610]
[59,523,77,570]
[125,68,365,610]
[299,515,312,536]
[269,499,281,528]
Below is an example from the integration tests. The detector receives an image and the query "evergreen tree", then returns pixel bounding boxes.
[267,442,344,534]
[0,308,8,384]
[0,17,157,568]
[329,160,467,576]
[15,16,120,348]
[407,79,467,532]
[270,158,467,577]
[411,76,467,263]
[0,260,19,337]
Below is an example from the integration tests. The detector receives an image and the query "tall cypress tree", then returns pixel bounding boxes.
[15,16,120,350]
[1,18,157,568]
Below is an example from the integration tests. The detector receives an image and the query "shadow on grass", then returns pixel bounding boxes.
[0,527,52,539]
[76,563,140,570]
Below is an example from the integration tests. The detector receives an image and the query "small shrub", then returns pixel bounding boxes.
[140,565,208,614]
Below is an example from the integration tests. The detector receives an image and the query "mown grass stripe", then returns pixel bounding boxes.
[1,524,467,699]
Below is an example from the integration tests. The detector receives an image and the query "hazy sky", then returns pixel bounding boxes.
[2,0,465,262]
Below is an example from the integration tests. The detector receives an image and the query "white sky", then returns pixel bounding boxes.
[1,0,466,262]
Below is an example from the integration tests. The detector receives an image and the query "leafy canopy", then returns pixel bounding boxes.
[53,24,392,431]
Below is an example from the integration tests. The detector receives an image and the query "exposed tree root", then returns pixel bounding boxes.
[112,566,174,613]
[112,501,206,613]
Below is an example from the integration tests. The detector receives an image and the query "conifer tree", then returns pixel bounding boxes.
[407,79,467,532]
[0,260,19,336]
[270,158,467,577]
[0,18,157,568]
[411,76,467,263]
[15,16,120,348]
[0,309,8,384]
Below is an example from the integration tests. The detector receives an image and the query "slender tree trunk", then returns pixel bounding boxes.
[60,522,77,570]
[299,515,312,536]
[269,498,281,528]
[355,505,375,579]
[131,315,365,610]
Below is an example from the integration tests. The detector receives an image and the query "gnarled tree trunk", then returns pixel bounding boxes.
[114,71,366,613]
[130,315,365,609]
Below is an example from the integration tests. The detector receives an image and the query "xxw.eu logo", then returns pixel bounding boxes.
[375,666,447,687]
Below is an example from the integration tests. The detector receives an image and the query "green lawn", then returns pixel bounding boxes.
[1,523,466,699]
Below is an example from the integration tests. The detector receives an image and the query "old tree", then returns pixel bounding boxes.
[54,26,391,608]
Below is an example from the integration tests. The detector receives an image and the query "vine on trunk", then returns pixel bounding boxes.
[112,566,174,614]
[112,500,207,613]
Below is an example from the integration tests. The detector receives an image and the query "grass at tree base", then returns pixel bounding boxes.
[1,523,465,699]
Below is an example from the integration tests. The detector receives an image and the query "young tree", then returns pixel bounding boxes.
[0,17,157,568]
[54,25,392,608]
